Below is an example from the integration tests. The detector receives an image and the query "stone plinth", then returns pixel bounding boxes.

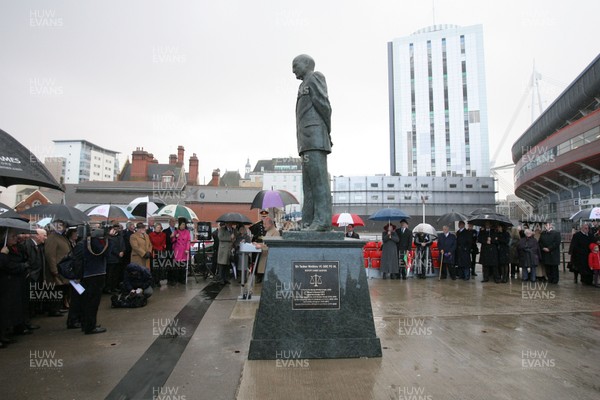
[248,236,382,360]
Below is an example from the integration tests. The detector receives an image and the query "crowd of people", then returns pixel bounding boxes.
[377,220,600,286]
[212,210,281,285]
[0,215,198,346]
[2,209,598,348]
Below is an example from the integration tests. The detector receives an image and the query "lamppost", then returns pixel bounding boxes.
[421,195,428,224]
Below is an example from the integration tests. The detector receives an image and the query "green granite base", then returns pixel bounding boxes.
[248,237,382,360]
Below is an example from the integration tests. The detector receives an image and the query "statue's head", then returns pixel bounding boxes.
[293,54,315,80]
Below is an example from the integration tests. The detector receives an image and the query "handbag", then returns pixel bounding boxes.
[57,252,82,280]
[566,261,574,272]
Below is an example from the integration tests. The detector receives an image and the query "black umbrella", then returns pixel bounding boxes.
[467,213,513,227]
[469,207,495,216]
[436,211,468,227]
[26,204,90,224]
[216,212,253,225]
[0,215,36,247]
[0,203,28,220]
[0,217,35,232]
[0,202,13,214]
[0,129,63,191]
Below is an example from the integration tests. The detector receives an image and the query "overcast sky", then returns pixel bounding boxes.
[1,0,599,194]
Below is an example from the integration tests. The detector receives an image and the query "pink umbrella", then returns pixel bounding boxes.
[332,213,365,227]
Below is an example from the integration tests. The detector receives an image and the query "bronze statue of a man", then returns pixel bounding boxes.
[293,54,332,231]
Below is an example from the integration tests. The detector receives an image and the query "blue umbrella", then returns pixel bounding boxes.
[368,208,411,221]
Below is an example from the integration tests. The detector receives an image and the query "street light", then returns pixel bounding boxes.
[421,195,428,224]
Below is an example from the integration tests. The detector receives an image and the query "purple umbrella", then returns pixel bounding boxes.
[250,189,299,210]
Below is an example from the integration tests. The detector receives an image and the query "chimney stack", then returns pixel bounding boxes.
[169,154,177,165]
[188,153,199,185]
[208,168,220,186]
[177,145,185,166]
[131,147,151,181]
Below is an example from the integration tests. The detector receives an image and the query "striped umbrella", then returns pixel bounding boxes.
[332,213,365,227]
[153,204,198,221]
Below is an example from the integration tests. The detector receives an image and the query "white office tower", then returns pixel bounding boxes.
[388,24,490,178]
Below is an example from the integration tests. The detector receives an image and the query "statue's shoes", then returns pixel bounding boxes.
[308,223,331,231]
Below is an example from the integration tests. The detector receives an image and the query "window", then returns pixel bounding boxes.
[469,110,480,123]
[404,183,412,188]
[421,184,429,188]
[387,183,395,188]
[387,195,395,201]
[449,184,457,188]
[482,184,489,189]
[371,195,379,200]
[466,184,473,189]
[370,183,378,188]
[404,195,412,200]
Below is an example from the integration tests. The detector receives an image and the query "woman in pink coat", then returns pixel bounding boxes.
[171,220,191,265]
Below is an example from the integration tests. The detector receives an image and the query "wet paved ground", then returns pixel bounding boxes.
[1,268,599,400]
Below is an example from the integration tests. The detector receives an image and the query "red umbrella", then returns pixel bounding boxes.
[332,213,365,227]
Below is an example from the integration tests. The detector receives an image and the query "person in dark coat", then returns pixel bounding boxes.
[478,222,498,282]
[0,229,29,345]
[345,224,360,239]
[438,226,457,280]
[24,229,47,319]
[105,222,125,293]
[494,225,511,283]
[539,223,561,284]
[518,229,542,282]
[395,219,412,280]
[122,222,136,264]
[414,231,433,279]
[455,221,473,280]
[468,223,479,277]
[74,228,112,334]
[123,263,153,298]
[381,224,399,279]
[569,224,594,285]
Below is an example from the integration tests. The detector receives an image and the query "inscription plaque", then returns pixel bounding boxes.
[292,261,340,310]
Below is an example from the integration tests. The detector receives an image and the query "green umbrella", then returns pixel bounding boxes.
[153,204,198,221]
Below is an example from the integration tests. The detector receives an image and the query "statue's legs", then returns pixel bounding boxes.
[301,150,331,231]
